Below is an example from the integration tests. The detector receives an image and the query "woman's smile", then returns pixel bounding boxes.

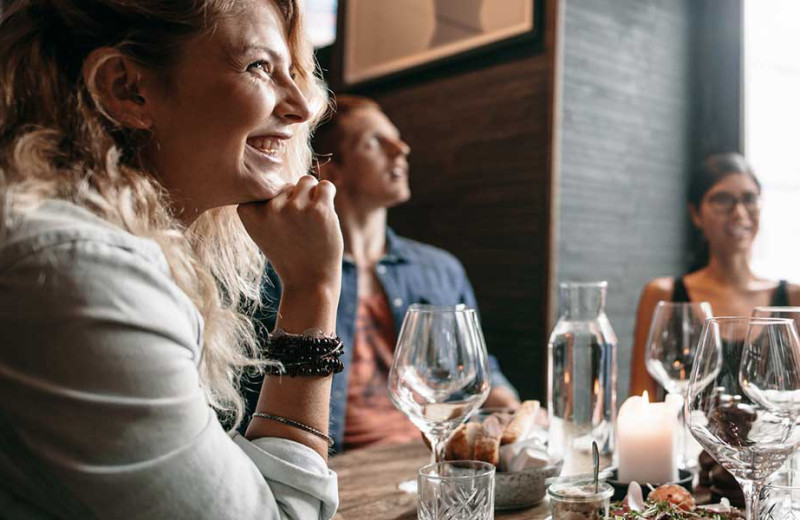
[246,134,290,163]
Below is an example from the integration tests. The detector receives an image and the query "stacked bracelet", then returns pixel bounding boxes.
[263,329,344,377]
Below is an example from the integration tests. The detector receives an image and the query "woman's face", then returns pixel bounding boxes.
[691,173,761,257]
[146,0,312,221]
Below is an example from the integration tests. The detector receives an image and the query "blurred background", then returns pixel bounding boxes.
[305,0,799,403]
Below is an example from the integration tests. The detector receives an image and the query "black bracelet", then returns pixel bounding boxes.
[264,356,344,378]
[266,331,343,357]
[263,330,344,378]
[264,341,343,361]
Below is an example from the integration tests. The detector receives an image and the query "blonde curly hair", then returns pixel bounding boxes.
[0,0,327,429]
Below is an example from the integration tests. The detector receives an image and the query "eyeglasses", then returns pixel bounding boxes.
[706,191,760,214]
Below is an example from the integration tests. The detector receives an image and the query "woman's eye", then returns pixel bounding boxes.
[247,60,271,75]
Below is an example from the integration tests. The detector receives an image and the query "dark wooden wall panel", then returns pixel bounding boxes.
[556,0,694,400]
[344,0,559,400]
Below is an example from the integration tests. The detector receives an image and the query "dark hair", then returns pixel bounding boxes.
[687,152,761,271]
[311,94,382,169]
[688,153,761,209]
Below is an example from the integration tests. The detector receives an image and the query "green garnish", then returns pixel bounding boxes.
[609,500,740,519]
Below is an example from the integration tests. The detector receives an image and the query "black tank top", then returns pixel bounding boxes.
[671,277,789,306]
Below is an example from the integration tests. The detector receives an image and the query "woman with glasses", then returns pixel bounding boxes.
[630,152,800,396]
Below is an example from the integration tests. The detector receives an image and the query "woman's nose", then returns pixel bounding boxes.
[278,82,312,124]
[730,200,751,221]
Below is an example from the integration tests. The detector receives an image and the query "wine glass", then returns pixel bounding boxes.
[388,304,491,464]
[645,301,713,469]
[687,317,800,519]
[752,307,800,486]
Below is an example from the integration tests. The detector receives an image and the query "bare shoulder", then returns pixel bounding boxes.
[787,282,800,307]
[640,276,674,302]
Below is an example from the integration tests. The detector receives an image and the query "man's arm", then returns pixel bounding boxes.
[457,268,521,408]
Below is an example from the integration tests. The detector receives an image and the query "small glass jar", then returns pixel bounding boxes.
[548,479,614,520]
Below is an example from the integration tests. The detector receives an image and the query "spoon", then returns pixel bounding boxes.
[592,441,599,493]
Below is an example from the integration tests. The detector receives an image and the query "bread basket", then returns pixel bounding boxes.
[455,407,563,510]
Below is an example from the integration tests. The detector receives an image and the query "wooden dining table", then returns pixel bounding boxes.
[330,441,550,520]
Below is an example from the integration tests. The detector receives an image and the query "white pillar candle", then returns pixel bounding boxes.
[616,391,678,484]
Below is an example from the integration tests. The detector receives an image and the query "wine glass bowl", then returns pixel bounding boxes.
[739,318,800,415]
[645,301,712,469]
[751,307,800,486]
[646,301,713,395]
[687,316,800,519]
[388,304,491,463]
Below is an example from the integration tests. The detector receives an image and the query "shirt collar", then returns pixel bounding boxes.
[342,227,410,266]
[383,227,410,264]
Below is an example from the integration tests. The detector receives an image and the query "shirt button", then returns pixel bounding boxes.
[393,298,404,308]
[376,265,387,275]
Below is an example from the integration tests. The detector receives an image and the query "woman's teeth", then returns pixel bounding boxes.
[728,226,752,238]
[247,136,286,156]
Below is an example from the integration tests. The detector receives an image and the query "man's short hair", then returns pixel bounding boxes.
[312,95,383,167]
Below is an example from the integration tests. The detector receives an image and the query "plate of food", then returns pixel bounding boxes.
[606,482,744,519]
[442,400,562,510]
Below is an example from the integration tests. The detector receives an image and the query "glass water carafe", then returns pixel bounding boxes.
[547,281,617,475]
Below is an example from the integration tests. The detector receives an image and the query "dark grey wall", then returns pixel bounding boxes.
[555,0,694,400]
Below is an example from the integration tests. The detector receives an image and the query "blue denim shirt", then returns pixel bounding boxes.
[243,229,516,452]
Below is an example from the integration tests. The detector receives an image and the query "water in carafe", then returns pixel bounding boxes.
[547,281,617,475]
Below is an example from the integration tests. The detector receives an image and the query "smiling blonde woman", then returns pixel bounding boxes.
[0,1,343,518]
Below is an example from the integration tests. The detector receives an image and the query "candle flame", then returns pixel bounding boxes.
[641,390,650,404]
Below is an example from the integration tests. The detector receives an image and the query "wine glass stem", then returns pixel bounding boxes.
[739,479,762,520]
[678,393,689,468]
[428,434,447,464]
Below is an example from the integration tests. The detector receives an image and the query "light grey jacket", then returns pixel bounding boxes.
[0,200,338,519]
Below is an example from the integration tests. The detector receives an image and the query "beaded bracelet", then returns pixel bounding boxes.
[264,356,344,377]
[263,329,344,378]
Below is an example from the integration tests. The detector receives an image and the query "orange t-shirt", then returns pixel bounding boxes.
[343,293,420,450]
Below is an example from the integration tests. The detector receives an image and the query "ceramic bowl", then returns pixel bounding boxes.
[494,455,563,510]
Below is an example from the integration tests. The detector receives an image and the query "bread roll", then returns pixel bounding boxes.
[501,400,540,445]
[473,415,504,467]
[445,422,481,460]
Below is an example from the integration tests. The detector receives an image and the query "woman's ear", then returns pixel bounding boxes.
[82,48,155,130]
[689,203,703,229]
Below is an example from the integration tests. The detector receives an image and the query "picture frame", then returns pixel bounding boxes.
[337,0,541,88]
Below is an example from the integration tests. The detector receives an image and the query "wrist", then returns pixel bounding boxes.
[277,283,340,335]
[281,282,340,306]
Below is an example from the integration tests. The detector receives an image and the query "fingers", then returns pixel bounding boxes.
[288,175,318,208]
[289,175,337,210]
[311,179,336,205]
[238,176,335,227]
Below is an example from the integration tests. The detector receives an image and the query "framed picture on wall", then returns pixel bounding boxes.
[338,0,541,88]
